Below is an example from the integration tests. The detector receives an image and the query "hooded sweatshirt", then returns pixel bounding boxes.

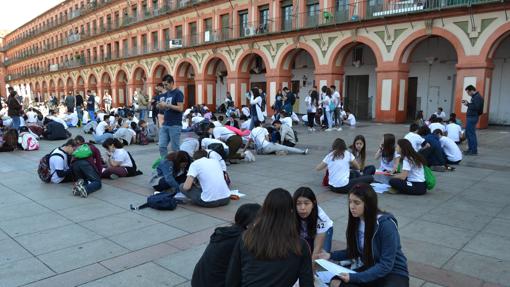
[330,213,408,284]
[191,225,244,287]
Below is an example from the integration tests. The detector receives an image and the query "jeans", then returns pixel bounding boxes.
[71,160,101,194]
[350,165,376,178]
[333,107,341,126]
[159,125,181,157]
[326,110,334,129]
[465,115,479,154]
[11,116,21,130]
[88,110,95,122]
[329,175,374,194]
[76,107,83,125]
[323,227,334,253]
[93,133,113,144]
[153,174,187,192]
[84,180,102,194]
[180,184,230,207]
[139,109,148,121]
[262,143,305,154]
[389,179,427,195]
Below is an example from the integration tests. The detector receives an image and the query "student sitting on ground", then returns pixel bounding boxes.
[279,110,293,127]
[136,120,156,145]
[343,108,356,127]
[404,123,425,152]
[239,115,251,131]
[0,125,17,152]
[446,114,463,144]
[71,149,102,198]
[92,115,114,144]
[207,123,245,162]
[272,120,297,147]
[49,139,76,184]
[192,203,261,287]
[153,151,191,193]
[101,138,141,179]
[389,139,428,195]
[349,135,376,177]
[46,109,69,130]
[43,118,71,140]
[181,150,231,207]
[435,129,462,165]
[74,136,104,173]
[248,121,308,155]
[113,119,136,145]
[428,115,446,134]
[294,187,334,260]
[323,183,409,286]
[316,138,373,194]
[375,133,400,174]
[418,126,452,171]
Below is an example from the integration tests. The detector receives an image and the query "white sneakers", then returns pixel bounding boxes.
[243,150,256,162]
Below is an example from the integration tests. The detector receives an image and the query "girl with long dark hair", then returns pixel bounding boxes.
[349,135,376,178]
[101,138,139,179]
[323,183,409,287]
[226,188,314,287]
[305,87,318,131]
[293,187,334,259]
[389,139,428,195]
[317,138,373,194]
[375,133,400,174]
[152,151,192,193]
[249,87,264,130]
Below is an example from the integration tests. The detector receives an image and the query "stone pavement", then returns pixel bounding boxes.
[0,122,509,287]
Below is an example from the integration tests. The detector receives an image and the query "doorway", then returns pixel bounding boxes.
[407,77,418,121]
[345,75,369,120]
[187,84,196,107]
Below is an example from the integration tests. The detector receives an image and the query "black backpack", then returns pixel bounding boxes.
[208,143,228,160]
[133,193,178,211]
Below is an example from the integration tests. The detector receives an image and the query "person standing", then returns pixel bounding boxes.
[157,74,184,157]
[103,91,112,113]
[75,92,84,127]
[462,85,484,155]
[86,90,96,122]
[7,87,22,130]
[65,91,76,113]
[305,87,318,131]
[138,93,149,121]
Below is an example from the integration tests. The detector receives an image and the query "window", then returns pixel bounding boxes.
[258,5,269,33]
[238,10,249,37]
[204,18,212,42]
[306,0,319,27]
[132,36,138,55]
[152,31,159,50]
[175,25,183,40]
[281,0,293,31]
[123,39,129,57]
[221,14,230,40]
[142,34,148,53]
[114,41,120,58]
[106,44,112,60]
[189,22,197,45]
[106,14,112,30]
[153,0,159,12]
[131,5,138,18]
[99,17,104,32]
[114,12,120,28]
[163,28,170,49]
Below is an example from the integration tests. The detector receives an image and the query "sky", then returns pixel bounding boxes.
[0,0,63,33]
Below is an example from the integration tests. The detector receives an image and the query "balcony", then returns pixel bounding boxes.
[5,0,503,81]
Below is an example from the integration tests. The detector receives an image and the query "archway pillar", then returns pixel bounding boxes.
[315,65,344,92]
[454,60,494,129]
[375,63,409,123]
[195,75,216,109]
[266,69,292,117]
[145,77,154,99]
[226,73,251,109]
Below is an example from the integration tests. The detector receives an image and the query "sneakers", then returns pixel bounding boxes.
[243,150,256,162]
[72,179,88,198]
[325,128,334,132]
[337,127,343,131]
[303,148,309,155]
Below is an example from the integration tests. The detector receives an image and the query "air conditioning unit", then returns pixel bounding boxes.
[49,64,59,71]
[204,31,211,42]
[169,39,183,48]
[244,26,255,36]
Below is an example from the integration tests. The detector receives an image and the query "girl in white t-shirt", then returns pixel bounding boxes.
[375,134,400,174]
[305,89,318,131]
[294,187,334,259]
[316,138,374,193]
[389,139,427,195]
[101,138,139,179]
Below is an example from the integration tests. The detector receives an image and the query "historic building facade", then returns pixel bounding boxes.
[2,0,510,126]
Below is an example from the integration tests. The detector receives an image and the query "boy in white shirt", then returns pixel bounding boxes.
[445,121,463,144]
[404,123,425,152]
[342,108,356,127]
[247,121,308,155]
[435,130,462,165]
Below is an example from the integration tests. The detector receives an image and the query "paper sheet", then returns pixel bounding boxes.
[315,259,357,275]
[371,183,391,194]
[316,271,336,283]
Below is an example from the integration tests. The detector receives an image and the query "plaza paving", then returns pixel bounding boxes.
[0,122,509,287]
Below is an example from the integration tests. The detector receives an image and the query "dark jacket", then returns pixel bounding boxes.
[156,159,181,192]
[330,213,408,284]
[422,133,445,166]
[466,92,484,117]
[191,225,245,287]
[44,121,69,140]
[7,94,22,117]
[226,238,314,287]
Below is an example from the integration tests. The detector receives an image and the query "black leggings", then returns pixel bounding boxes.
[307,112,316,128]
[329,175,374,194]
[389,178,427,195]
[340,274,409,287]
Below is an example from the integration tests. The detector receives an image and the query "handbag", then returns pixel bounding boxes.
[72,144,92,159]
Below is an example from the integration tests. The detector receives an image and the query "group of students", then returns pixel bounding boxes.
[87,112,157,146]
[44,136,142,197]
[192,184,409,287]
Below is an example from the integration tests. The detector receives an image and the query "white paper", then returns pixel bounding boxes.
[315,259,357,275]
[230,190,246,197]
[371,183,391,194]
[316,271,336,283]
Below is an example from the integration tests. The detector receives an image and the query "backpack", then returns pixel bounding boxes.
[126,151,143,177]
[37,151,64,183]
[135,192,178,211]
[18,132,40,151]
[208,143,228,160]
[424,166,436,190]
[136,129,149,145]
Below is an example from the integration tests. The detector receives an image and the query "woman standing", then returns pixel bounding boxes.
[324,183,409,287]
[226,188,314,287]
[305,88,318,131]
[294,187,334,259]
[316,138,373,194]
[249,88,264,130]
[389,139,428,195]
[321,87,335,131]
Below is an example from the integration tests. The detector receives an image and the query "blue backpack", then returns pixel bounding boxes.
[134,193,178,211]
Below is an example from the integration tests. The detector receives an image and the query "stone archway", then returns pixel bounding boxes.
[201,56,230,110]
[174,60,197,108]
[114,69,129,107]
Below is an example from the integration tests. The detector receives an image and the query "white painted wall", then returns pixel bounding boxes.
[215,77,227,108]
[489,36,510,125]
[408,37,457,119]
[291,51,315,114]
[343,46,377,118]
